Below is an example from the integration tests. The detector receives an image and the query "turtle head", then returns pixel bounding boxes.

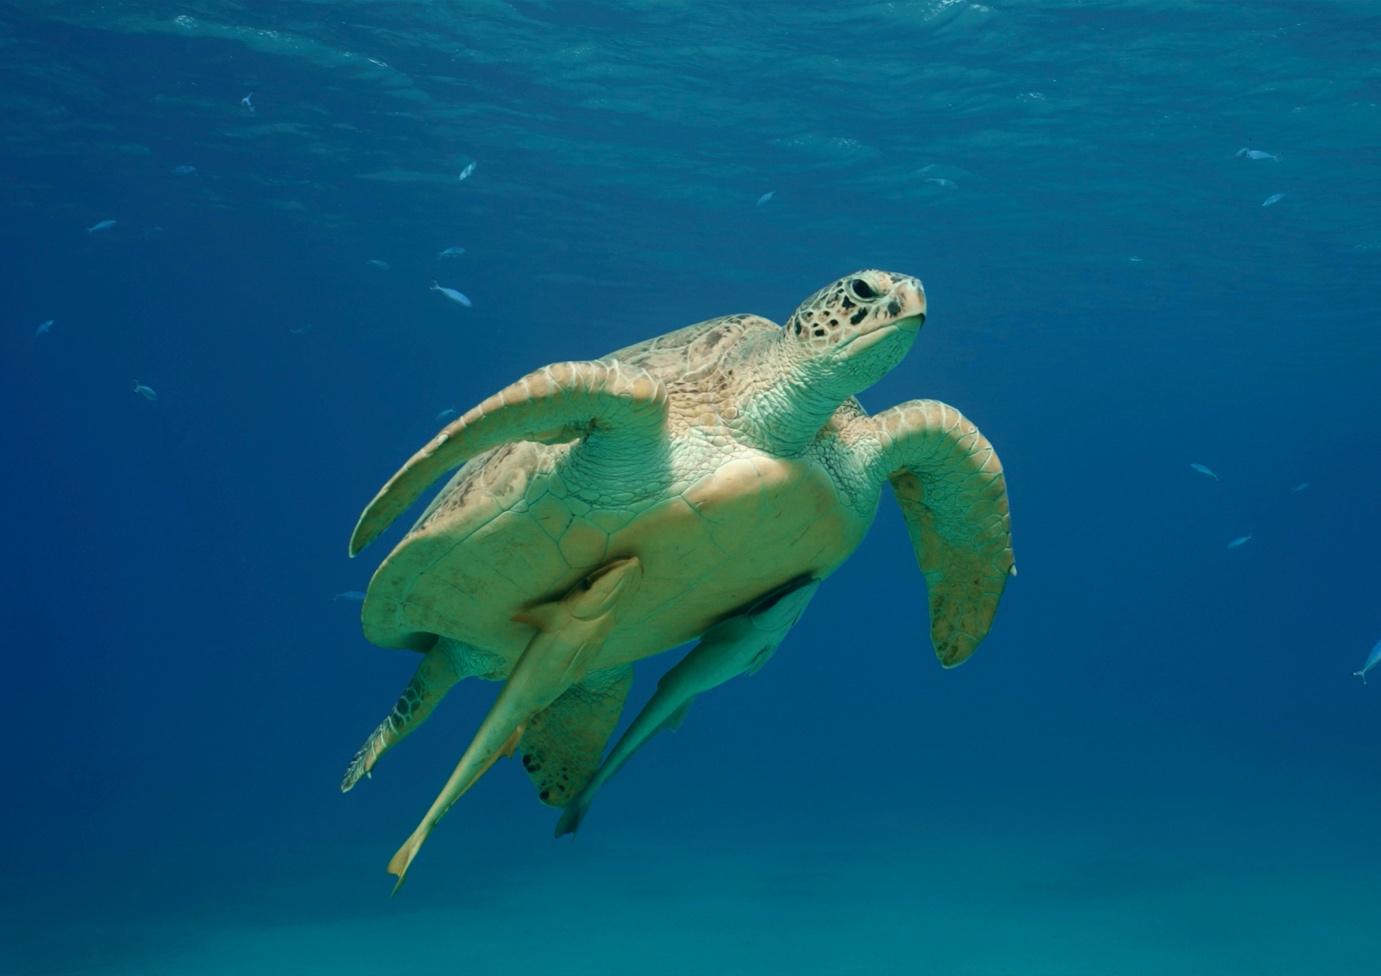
[782,270,927,393]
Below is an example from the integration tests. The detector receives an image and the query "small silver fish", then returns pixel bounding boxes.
[288,324,313,336]
[241,92,255,113]
[1291,481,1310,493]
[1235,148,1279,161]
[132,381,158,401]
[35,319,53,336]
[434,407,458,422]
[756,191,775,207]
[87,219,117,234]
[171,164,197,175]
[1226,535,1252,549]
[334,590,367,602]
[366,259,391,271]
[1262,193,1285,207]
[1190,462,1219,481]
[457,161,476,182]
[1129,256,1144,263]
[438,246,466,259]
[430,281,472,308]
[1354,639,1381,684]
[925,177,956,188]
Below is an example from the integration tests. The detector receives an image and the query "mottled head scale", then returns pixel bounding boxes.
[782,269,927,388]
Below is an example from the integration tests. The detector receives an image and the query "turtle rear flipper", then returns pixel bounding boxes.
[519,665,634,807]
[340,639,501,792]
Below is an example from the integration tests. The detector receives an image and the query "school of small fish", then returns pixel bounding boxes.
[43,136,1306,433]
[1188,463,1313,556]
[1183,460,1364,686]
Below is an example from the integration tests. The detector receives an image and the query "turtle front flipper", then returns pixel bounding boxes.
[341,639,500,792]
[858,400,1015,668]
[518,665,633,808]
[387,557,643,892]
[555,576,820,837]
[349,361,668,556]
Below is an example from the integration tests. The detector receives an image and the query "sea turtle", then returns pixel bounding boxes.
[343,269,1015,888]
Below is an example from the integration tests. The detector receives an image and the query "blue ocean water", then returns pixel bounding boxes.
[4,2,1380,973]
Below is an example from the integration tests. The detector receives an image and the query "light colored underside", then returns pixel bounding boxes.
[363,435,876,671]
[361,313,883,675]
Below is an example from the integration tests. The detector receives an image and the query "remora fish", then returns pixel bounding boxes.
[387,558,643,891]
[430,281,472,308]
[556,576,821,837]
[1354,639,1381,684]
[1190,462,1219,481]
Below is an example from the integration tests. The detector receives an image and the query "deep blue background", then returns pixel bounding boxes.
[3,3,1379,973]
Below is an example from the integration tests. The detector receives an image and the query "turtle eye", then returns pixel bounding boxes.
[849,278,877,300]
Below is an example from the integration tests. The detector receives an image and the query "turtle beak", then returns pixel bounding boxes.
[900,277,927,323]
